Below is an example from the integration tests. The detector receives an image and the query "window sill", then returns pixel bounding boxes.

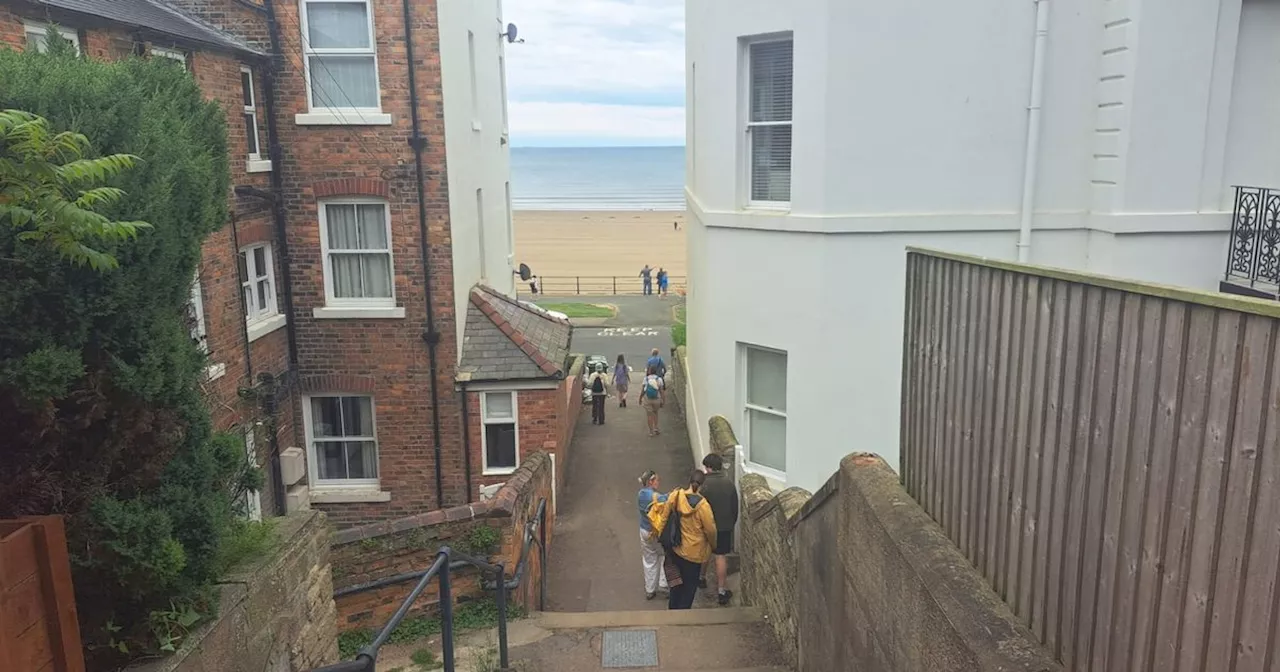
[205,362,227,382]
[246,313,287,342]
[744,202,791,213]
[247,158,273,173]
[313,306,406,320]
[295,111,393,126]
[482,466,518,476]
[310,489,391,504]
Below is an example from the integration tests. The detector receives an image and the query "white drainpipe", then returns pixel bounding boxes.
[1017,0,1051,263]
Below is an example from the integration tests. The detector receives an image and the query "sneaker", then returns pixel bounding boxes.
[718,590,733,606]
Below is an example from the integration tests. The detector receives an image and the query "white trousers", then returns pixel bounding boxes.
[640,529,668,593]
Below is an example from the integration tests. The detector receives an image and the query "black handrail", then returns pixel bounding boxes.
[312,498,548,672]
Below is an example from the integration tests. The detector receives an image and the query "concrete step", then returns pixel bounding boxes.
[533,607,761,629]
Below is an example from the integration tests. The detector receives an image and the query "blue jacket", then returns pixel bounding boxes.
[638,487,668,533]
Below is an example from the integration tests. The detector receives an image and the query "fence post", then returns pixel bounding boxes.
[613,277,617,295]
[576,277,581,294]
[496,564,509,670]
[440,559,455,672]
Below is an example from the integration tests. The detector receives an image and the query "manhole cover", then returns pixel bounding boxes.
[601,629,659,668]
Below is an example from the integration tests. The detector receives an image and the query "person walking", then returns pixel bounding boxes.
[637,470,669,599]
[646,348,667,381]
[639,365,665,436]
[658,469,717,610]
[613,354,631,408]
[640,264,654,296]
[588,362,611,425]
[657,268,669,297]
[698,453,739,605]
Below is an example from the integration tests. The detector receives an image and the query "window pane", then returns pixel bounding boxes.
[306,2,370,49]
[485,393,514,420]
[750,41,793,123]
[309,55,378,108]
[339,396,373,436]
[345,441,378,479]
[357,204,388,249]
[241,71,254,106]
[253,247,267,275]
[244,114,259,155]
[256,279,270,311]
[311,397,342,437]
[747,347,787,411]
[243,285,255,318]
[359,254,393,298]
[331,254,361,297]
[748,408,786,472]
[326,204,358,247]
[485,423,517,469]
[750,125,792,202]
[237,250,249,281]
[318,442,347,480]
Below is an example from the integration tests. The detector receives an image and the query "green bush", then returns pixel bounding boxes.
[0,43,254,669]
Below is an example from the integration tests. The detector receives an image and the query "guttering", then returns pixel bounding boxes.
[401,0,448,509]
[1016,0,1051,263]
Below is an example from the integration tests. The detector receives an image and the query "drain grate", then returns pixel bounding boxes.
[601,629,659,668]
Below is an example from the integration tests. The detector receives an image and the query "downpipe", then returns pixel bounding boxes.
[1016,0,1051,263]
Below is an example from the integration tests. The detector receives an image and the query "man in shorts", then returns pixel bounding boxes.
[639,365,665,436]
[698,453,738,605]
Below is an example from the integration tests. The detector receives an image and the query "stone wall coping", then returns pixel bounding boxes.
[222,509,327,584]
[333,452,551,545]
[708,415,738,455]
[839,452,1062,671]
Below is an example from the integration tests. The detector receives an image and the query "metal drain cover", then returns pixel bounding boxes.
[601,629,659,668]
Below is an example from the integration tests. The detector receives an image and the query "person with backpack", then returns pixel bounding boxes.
[698,453,739,605]
[651,469,717,609]
[639,365,665,436]
[588,362,611,425]
[646,348,667,381]
[637,470,669,599]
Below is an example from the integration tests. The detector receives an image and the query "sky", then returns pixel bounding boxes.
[502,0,685,148]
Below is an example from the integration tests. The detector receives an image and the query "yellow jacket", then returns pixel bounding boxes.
[668,487,718,564]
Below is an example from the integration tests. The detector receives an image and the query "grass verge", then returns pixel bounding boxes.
[337,598,527,659]
[672,303,687,347]
[533,302,614,318]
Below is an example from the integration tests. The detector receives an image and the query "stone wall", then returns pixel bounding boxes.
[129,511,338,672]
[736,432,1061,671]
[331,452,554,629]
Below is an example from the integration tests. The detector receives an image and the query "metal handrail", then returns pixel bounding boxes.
[312,498,548,672]
[520,275,687,296]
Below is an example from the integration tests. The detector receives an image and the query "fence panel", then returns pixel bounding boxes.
[901,249,1280,672]
[0,516,84,672]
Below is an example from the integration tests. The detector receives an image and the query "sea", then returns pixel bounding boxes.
[509,146,686,211]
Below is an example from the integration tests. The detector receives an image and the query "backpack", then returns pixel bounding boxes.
[591,375,605,394]
[644,376,660,399]
[656,491,702,551]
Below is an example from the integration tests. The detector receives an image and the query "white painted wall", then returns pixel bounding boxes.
[439,0,516,351]
[687,0,1280,492]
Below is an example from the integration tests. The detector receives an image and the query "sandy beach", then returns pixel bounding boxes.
[513,211,687,290]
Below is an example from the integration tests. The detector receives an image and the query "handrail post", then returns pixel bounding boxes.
[576,276,580,294]
[440,554,455,672]
[496,563,510,669]
[613,276,617,295]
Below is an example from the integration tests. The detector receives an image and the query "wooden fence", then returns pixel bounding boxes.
[0,516,84,672]
[900,248,1280,672]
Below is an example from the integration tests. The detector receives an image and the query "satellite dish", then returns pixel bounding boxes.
[502,23,524,44]
[517,263,532,281]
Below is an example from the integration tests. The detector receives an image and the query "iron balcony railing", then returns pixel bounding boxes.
[521,275,686,296]
[1225,185,1280,289]
[312,498,548,672]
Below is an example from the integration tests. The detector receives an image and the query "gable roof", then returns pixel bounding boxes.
[459,286,573,382]
[32,0,262,56]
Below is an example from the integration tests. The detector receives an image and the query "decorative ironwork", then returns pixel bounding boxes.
[1226,186,1280,288]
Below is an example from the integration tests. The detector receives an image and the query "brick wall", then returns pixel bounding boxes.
[464,367,581,496]
[330,451,554,629]
[128,511,339,672]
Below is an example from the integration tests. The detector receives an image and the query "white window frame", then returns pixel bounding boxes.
[740,35,794,210]
[317,199,398,312]
[740,343,787,480]
[481,391,519,475]
[23,20,79,55]
[240,67,273,172]
[303,394,381,489]
[296,0,392,126]
[240,243,286,342]
[151,46,188,67]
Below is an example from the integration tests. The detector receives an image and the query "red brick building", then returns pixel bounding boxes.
[1,0,569,528]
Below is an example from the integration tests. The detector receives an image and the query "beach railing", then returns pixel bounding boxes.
[523,275,686,296]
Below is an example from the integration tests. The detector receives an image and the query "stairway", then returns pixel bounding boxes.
[505,608,789,672]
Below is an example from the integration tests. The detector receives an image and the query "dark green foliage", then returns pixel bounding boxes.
[336,598,527,659]
[0,42,253,669]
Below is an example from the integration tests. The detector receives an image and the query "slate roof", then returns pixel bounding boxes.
[458,286,573,382]
[33,0,262,55]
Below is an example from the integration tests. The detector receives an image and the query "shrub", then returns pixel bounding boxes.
[0,42,254,669]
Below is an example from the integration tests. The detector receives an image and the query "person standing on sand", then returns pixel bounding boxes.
[614,354,630,408]
[640,264,653,295]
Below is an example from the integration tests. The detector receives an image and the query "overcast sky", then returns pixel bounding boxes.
[502,0,685,147]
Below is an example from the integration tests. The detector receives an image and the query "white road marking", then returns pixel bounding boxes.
[595,327,660,337]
